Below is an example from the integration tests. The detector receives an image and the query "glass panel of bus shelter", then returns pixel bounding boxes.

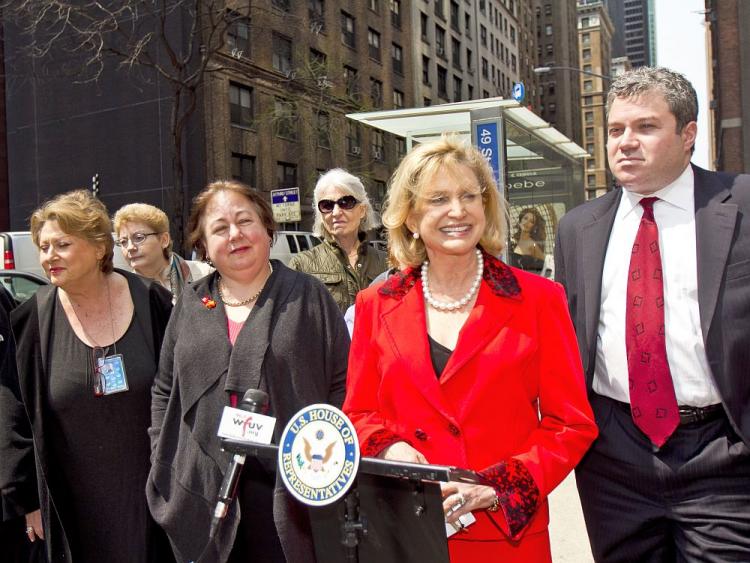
[502,117,584,279]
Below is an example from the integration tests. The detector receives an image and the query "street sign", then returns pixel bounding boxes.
[271,188,301,223]
[474,122,502,188]
[512,82,525,103]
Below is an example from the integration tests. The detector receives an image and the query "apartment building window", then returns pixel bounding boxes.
[585,111,594,124]
[510,25,516,44]
[274,99,297,140]
[587,174,596,186]
[435,0,445,19]
[586,143,594,154]
[390,0,402,28]
[481,57,488,79]
[272,0,290,12]
[424,97,432,106]
[421,12,429,42]
[231,154,256,186]
[371,130,385,161]
[548,84,555,95]
[546,44,553,56]
[482,89,490,98]
[392,43,403,74]
[371,180,386,207]
[583,79,593,92]
[227,14,250,57]
[369,0,380,13]
[491,64,496,85]
[341,11,355,48]
[451,38,461,69]
[229,83,253,128]
[586,127,594,140]
[453,76,462,102]
[544,3,551,16]
[450,1,460,31]
[545,24,552,36]
[465,13,471,37]
[479,0,486,15]
[581,33,590,46]
[343,66,360,101]
[436,25,446,58]
[587,158,595,170]
[347,121,361,155]
[549,102,556,113]
[511,53,516,72]
[466,47,473,72]
[393,89,404,109]
[308,0,325,32]
[277,162,297,189]
[582,48,591,61]
[581,17,590,28]
[370,78,383,107]
[316,111,331,148]
[437,65,448,98]
[368,28,381,61]
[468,84,473,99]
[396,137,407,158]
[480,25,487,47]
[422,55,431,85]
[272,33,293,75]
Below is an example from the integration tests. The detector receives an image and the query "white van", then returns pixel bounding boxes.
[271,231,321,264]
[0,231,131,277]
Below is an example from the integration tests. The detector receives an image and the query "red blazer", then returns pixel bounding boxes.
[343,253,597,556]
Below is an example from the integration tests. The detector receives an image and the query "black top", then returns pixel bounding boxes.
[46,298,167,563]
[428,335,453,379]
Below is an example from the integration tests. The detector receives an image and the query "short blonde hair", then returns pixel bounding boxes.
[113,203,171,259]
[383,135,507,268]
[312,168,380,240]
[30,189,115,273]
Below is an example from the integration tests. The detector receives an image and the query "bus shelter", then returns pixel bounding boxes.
[347,98,588,278]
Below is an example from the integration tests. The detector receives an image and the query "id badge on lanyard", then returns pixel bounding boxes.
[94,354,129,396]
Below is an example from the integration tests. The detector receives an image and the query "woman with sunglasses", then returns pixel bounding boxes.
[114,203,212,303]
[288,169,387,313]
[343,137,597,562]
[0,190,174,562]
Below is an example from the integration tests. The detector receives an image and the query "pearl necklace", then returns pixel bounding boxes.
[421,249,483,311]
[218,263,274,307]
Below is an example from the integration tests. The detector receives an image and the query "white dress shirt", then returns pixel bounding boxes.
[594,164,721,407]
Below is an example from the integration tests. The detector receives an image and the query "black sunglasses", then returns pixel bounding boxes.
[318,195,359,214]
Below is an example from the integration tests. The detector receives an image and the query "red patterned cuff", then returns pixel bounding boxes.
[360,428,404,457]
[479,458,540,540]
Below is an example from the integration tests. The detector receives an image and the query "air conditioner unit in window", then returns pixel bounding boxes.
[352,146,361,155]
[437,46,445,57]
[373,148,383,160]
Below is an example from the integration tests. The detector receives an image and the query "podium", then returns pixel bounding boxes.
[221,439,485,563]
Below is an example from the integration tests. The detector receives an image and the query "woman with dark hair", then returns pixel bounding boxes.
[0,189,173,562]
[147,180,349,563]
[510,207,546,273]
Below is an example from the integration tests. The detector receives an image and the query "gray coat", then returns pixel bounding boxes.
[146,261,349,563]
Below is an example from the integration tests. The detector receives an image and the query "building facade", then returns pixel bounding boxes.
[605,0,653,68]
[577,0,613,199]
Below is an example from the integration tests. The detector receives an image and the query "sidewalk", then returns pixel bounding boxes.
[548,473,594,562]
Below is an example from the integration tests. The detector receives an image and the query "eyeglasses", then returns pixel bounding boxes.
[317,195,359,214]
[115,232,160,247]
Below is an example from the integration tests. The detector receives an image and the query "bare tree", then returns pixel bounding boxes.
[2,0,259,250]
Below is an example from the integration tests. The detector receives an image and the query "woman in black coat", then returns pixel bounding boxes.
[147,180,349,563]
[0,190,173,562]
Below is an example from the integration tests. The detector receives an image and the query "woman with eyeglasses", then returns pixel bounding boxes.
[343,137,597,562]
[288,168,387,313]
[114,203,212,302]
[147,180,349,562]
[0,190,174,562]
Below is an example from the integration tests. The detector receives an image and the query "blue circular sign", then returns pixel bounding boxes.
[512,82,525,103]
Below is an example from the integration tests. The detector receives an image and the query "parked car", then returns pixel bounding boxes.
[271,231,322,264]
[0,269,49,305]
[0,231,131,277]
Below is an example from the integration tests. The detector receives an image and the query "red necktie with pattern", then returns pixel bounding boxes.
[626,197,679,447]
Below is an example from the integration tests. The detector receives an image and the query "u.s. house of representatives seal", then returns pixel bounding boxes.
[278,404,360,506]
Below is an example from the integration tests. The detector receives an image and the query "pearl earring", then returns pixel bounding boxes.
[412,232,420,240]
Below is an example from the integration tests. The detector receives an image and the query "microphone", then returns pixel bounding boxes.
[209,388,270,539]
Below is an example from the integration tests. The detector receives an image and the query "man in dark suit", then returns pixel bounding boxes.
[555,66,750,562]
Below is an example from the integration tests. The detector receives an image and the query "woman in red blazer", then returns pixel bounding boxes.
[343,136,598,561]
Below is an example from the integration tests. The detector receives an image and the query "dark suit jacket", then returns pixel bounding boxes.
[554,164,750,446]
[0,270,172,562]
[147,261,349,563]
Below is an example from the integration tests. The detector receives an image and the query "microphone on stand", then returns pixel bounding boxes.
[209,388,270,539]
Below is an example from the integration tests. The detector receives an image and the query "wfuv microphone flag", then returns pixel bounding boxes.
[209,388,273,539]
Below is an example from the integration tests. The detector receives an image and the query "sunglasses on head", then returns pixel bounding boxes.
[317,195,359,214]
